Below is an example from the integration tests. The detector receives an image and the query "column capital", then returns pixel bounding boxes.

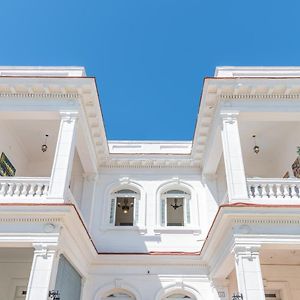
[220,111,240,123]
[59,110,79,121]
[32,242,60,257]
[83,172,98,182]
[233,244,262,258]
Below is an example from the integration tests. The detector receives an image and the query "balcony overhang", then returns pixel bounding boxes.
[193,71,300,168]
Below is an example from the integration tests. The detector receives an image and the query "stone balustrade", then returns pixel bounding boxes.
[0,177,50,199]
[247,178,300,199]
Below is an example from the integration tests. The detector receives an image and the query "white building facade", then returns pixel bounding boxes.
[0,66,300,300]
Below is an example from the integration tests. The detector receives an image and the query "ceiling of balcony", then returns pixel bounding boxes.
[239,120,300,178]
[2,119,60,162]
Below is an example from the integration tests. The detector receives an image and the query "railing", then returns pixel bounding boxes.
[0,177,50,198]
[247,178,300,199]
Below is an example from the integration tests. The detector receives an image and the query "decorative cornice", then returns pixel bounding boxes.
[219,93,300,100]
[0,92,79,99]
[99,159,201,169]
[0,217,61,223]
[233,217,300,225]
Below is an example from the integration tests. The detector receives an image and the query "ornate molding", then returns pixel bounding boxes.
[0,92,79,99]
[233,218,300,225]
[219,93,300,100]
[99,159,201,169]
[0,217,61,223]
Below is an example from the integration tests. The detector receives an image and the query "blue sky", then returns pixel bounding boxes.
[1,0,300,140]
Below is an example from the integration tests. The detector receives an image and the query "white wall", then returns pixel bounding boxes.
[240,121,300,178]
[70,150,84,207]
[0,248,33,300]
[83,263,213,300]
[0,121,28,176]
[216,155,227,204]
[90,167,208,253]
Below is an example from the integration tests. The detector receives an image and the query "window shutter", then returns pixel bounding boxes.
[134,198,139,225]
[185,198,191,225]
[109,198,116,225]
[161,199,166,226]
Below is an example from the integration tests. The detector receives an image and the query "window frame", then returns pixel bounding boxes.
[109,189,140,228]
[160,189,191,228]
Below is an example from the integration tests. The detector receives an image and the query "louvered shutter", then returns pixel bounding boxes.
[161,198,166,226]
[185,198,191,225]
[109,198,116,225]
[134,198,139,225]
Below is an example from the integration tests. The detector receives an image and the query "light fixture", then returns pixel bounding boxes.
[232,292,243,300]
[117,198,133,214]
[41,134,49,152]
[170,198,183,210]
[252,134,260,154]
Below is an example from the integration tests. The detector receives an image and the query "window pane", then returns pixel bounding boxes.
[167,198,184,226]
[115,197,134,226]
[116,189,137,194]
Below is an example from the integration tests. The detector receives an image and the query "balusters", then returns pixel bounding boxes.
[7,183,15,196]
[35,184,43,197]
[268,183,275,197]
[0,180,50,199]
[275,184,282,198]
[14,183,22,196]
[290,184,297,198]
[261,184,268,197]
[28,184,36,197]
[254,184,261,197]
[0,182,7,196]
[21,183,29,197]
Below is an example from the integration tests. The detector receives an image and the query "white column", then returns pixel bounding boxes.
[26,243,59,300]
[220,112,248,202]
[234,245,265,300]
[48,111,79,201]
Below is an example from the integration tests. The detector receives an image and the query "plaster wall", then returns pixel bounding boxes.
[83,265,212,300]
[0,260,32,300]
[216,155,227,203]
[0,121,28,176]
[228,265,300,300]
[240,121,300,178]
[90,168,207,253]
[262,265,300,300]
[70,149,84,207]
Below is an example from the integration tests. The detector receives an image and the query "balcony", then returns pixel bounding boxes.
[213,112,300,205]
[0,115,86,207]
[0,177,50,201]
[247,178,300,203]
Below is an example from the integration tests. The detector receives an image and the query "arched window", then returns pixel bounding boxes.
[109,189,140,226]
[160,189,191,227]
[104,291,136,299]
[163,293,195,300]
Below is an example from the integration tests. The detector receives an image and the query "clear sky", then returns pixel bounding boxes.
[1,0,300,140]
